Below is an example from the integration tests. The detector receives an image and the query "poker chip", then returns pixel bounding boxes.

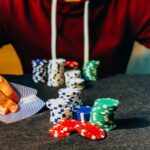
[58,88,81,99]
[47,59,66,87]
[90,98,119,131]
[67,78,85,91]
[32,59,48,83]
[46,98,73,124]
[65,61,79,70]
[75,121,106,140]
[83,60,100,81]
[58,88,82,110]
[49,119,80,138]
[56,119,79,132]
[64,70,81,85]
[49,120,106,140]
[46,88,83,124]
[73,106,92,122]
[49,124,70,138]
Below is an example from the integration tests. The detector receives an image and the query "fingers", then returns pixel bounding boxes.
[0,105,9,115]
[0,76,19,103]
[0,91,19,114]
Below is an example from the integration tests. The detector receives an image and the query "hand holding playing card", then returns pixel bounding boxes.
[0,91,19,115]
[0,76,45,123]
[0,75,19,103]
[0,76,20,115]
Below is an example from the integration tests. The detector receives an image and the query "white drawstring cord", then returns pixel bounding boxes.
[84,0,90,64]
[51,0,90,63]
[51,0,57,59]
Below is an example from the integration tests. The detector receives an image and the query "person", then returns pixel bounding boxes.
[0,0,150,77]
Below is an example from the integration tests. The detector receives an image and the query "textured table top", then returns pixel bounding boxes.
[0,74,150,150]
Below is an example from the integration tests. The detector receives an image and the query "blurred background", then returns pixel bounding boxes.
[0,42,150,75]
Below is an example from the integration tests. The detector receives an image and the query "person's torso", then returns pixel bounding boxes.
[10,0,134,77]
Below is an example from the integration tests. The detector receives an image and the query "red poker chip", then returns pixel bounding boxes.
[49,124,70,138]
[57,119,80,132]
[75,121,106,140]
[65,61,79,69]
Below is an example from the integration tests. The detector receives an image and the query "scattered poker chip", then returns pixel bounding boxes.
[49,124,70,138]
[73,106,92,122]
[65,61,79,70]
[57,119,80,132]
[75,121,106,140]
[90,98,119,131]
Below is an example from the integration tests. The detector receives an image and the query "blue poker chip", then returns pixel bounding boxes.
[73,106,92,122]
[32,59,48,83]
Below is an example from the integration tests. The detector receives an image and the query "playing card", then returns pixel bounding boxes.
[0,83,45,123]
[11,83,37,98]
[0,94,45,124]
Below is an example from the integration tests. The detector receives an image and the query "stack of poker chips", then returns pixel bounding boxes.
[46,98,73,124]
[83,60,100,81]
[90,98,119,131]
[67,78,85,91]
[64,70,81,85]
[32,59,48,83]
[58,88,82,110]
[64,70,85,90]
[73,106,92,122]
[47,59,66,87]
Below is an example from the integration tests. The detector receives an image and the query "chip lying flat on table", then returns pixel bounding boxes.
[0,76,19,103]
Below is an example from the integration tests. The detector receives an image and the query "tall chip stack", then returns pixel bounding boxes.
[58,88,82,110]
[47,59,66,87]
[46,98,73,124]
[67,78,85,91]
[32,59,48,83]
[64,70,81,85]
[64,70,85,90]
[83,60,100,81]
[90,98,119,131]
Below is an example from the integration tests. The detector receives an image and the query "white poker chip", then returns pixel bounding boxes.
[47,59,65,87]
[69,78,85,84]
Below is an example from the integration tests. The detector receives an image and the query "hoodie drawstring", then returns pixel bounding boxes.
[84,0,90,63]
[51,0,57,59]
[51,0,90,63]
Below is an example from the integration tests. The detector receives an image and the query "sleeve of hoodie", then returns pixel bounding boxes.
[0,1,10,48]
[129,0,150,48]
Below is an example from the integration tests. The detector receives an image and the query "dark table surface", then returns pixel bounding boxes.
[0,74,150,150]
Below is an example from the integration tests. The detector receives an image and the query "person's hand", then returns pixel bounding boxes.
[0,75,19,103]
[0,91,19,115]
[0,76,19,115]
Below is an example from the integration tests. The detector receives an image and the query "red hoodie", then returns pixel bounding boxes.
[0,0,150,77]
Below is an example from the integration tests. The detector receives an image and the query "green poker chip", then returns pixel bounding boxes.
[83,60,100,81]
[90,98,119,131]
[94,98,119,108]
